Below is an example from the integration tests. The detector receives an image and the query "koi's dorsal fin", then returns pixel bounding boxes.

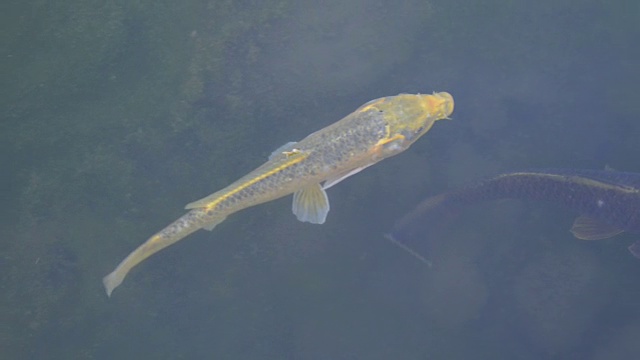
[185,192,219,209]
[292,183,329,224]
[570,215,624,240]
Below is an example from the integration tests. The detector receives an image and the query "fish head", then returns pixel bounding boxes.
[391,91,454,142]
[361,92,454,156]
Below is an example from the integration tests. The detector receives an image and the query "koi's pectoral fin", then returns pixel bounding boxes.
[570,215,624,240]
[323,165,372,190]
[570,216,640,260]
[292,183,330,224]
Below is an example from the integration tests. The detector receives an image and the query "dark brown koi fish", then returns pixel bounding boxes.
[388,169,640,259]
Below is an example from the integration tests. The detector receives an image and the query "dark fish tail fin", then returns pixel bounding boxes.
[387,193,460,263]
[391,194,452,233]
[384,232,433,267]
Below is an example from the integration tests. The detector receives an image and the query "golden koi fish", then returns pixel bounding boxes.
[103,92,454,296]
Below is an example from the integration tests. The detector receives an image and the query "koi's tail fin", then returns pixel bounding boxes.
[103,213,226,297]
[103,269,126,298]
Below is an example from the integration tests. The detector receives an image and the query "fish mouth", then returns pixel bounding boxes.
[429,91,455,119]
